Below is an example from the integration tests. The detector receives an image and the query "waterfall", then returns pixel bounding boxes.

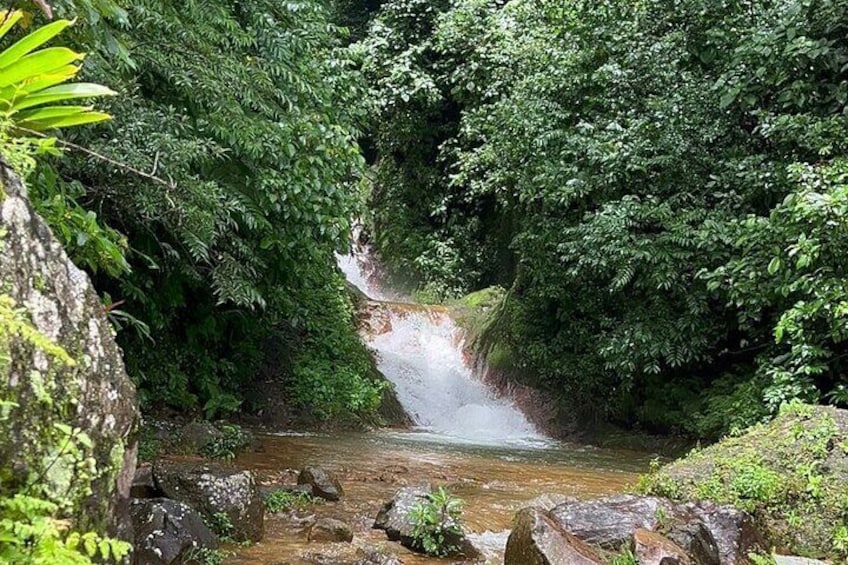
[338,244,547,447]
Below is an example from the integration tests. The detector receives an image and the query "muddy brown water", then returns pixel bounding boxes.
[226,429,655,564]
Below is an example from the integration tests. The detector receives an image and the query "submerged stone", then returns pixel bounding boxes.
[308,517,354,543]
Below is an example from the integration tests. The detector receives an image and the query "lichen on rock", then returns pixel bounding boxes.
[0,160,139,537]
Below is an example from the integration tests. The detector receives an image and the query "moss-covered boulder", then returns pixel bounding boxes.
[640,404,848,560]
[0,161,138,536]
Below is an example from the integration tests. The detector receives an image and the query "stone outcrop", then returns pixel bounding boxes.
[505,494,764,565]
[0,161,138,537]
[504,507,603,565]
[641,404,848,559]
[548,494,676,549]
[129,498,218,565]
[154,460,265,542]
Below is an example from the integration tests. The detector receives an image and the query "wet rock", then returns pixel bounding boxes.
[308,517,353,543]
[180,421,223,453]
[665,518,720,565]
[271,544,397,565]
[355,547,405,565]
[527,493,578,512]
[298,466,344,501]
[548,494,762,563]
[632,529,691,565]
[131,464,162,499]
[0,161,139,538]
[685,501,764,564]
[129,498,218,565]
[373,485,479,559]
[549,495,675,549]
[373,485,431,541]
[154,460,264,542]
[260,483,314,500]
[774,557,829,565]
[504,507,604,565]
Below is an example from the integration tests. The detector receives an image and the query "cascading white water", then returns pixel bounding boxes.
[338,246,547,447]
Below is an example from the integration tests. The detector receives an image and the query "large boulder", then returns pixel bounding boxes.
[298,466,344,501]
[154,460,264,542]
[545,495,762,564]
[664,517,720,565]
[129,498,218,565]
[548,495,676,549]
[504,507,604,565]
[641,404,848,559]
[682,502,763,565]
[0,161,138,537]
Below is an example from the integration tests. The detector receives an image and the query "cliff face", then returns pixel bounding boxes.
[0,161,138,537]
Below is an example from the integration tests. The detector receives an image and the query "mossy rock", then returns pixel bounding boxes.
[640,403,848,560]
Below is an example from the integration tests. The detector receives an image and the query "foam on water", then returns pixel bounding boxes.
[338,244,547,447]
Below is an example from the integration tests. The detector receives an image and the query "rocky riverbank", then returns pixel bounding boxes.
[126,405,845,565]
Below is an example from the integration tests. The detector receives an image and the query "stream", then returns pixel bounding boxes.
[227,242,656,564]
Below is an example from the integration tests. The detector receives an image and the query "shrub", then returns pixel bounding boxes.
[409,487,464,557]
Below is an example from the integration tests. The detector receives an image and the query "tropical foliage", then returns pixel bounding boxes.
[6,0,384,422]
[354,0,848,437]
[409,487,465,557]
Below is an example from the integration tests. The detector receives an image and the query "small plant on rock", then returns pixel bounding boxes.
[609,549,638,565]
[264,490,318,513]
[201,424,250,460]
[409,487,464,557]
[207,511,234,542]
[185,547,228,565]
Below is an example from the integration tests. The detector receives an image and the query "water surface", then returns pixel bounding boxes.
[227,430,653,564]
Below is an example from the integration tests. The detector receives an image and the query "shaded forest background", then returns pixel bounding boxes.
[11,0,848,439]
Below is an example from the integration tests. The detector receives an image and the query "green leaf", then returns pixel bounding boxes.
[11,83,115,111]
[0,19,75,70]
[14,105,94,121]
[20,110,111,130]
[0,48,83,88]
[767,257,781,275]
[0,10,23,43]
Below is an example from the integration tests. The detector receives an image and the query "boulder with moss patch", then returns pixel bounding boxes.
[640,404,848,560]
[0,161,138,537]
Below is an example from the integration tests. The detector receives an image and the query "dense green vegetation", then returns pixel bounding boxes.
[5,0,848,439]
[641,403,848,559]
[7,0,385,423]
[354,0,848,437]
